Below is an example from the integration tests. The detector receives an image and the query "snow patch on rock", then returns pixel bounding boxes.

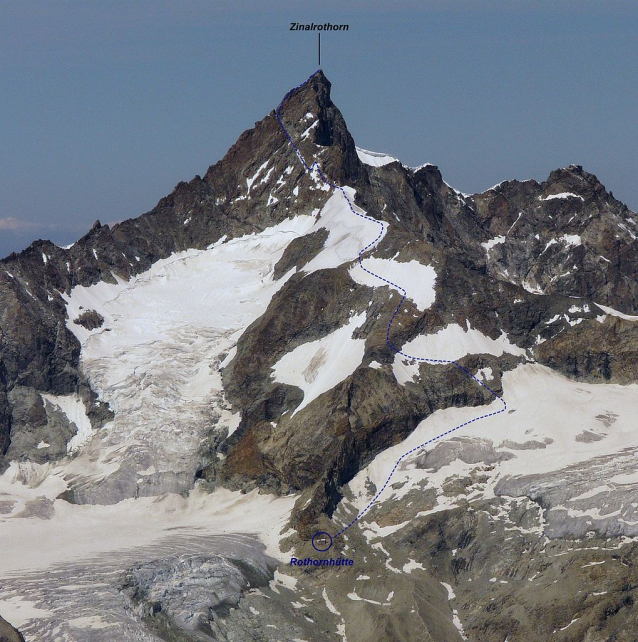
[355,147,398,167]
[350,259,437,312]
[481,236,506,252]
[541,192,584,201]
[594,303,638,321]
[41,393,93,453]
[272,313,367,415]
[393,323,526,381]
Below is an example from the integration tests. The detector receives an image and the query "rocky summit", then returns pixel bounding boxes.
[2,70,638,641]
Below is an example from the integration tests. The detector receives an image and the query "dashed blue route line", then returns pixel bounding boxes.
[276,70,507,541]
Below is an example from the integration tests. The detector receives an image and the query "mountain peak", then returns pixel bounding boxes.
[544,165,607,201]
[275,70,361,184]
[289,69,332,109]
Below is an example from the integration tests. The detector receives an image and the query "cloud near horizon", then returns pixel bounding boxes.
[0,217,38,231]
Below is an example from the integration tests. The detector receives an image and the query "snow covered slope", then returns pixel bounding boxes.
[60,216,316,504]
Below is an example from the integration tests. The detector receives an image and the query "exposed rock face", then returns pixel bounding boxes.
[0,616,25,642]
[6,387,77,463]
[472,167,638,309]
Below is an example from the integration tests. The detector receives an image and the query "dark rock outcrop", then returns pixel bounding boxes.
[0,616,25,642]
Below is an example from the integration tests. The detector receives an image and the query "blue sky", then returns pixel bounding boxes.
[1,1,637,258]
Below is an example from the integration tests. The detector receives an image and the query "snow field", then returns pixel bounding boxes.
[349,258,437,312]
[302,187,387,274]
[355,147,399,168]
[0,475,297,576]
[61,216,317,479]
[346,364,638,527]
[0,215,331,614]
[392,321,527,385]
